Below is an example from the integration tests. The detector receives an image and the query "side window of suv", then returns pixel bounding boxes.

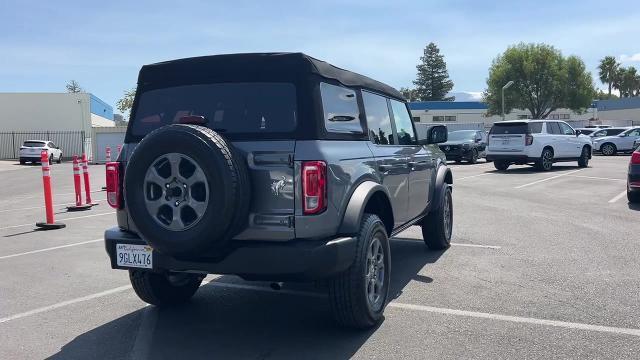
[362,91,395,145]
[547,122,562,135]
[389,99,416,145]
[558,122,575,135]
[320,82,362,134]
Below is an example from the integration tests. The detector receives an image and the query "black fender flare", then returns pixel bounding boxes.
[431,165,453,211]
[338,181,392,235]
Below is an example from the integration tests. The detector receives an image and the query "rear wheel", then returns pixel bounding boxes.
[329,214,390,329]
[421,186,453,250]
[129,270,203,306]
[601,143,616,156]
[536,148,554,171]
[494,161,509,171]
[578,146,590,168]
[57,153,62,164]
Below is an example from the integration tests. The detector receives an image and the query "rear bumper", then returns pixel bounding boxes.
[104,227,357,281]
[485,154,537,163]
[19,156,42,162]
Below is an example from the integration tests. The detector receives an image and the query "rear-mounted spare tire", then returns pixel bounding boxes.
[124,124,251,258]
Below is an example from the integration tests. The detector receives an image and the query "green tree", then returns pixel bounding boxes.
[413,43,454,101]
[597,56,619,98]
[595,90,618,100]
[65,80,83,93]
[399,87,418,101]
[484,43,595,119]
[116,87,136,119]
[614,67,640,97]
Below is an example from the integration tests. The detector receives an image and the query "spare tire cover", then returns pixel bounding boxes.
[124,124,250,257]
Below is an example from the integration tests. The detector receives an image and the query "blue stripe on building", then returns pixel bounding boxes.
[408,101,488,110]
[594,97,640,111]
[90,93,114,120]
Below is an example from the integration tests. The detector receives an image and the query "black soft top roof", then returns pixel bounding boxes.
[137,52,404,100]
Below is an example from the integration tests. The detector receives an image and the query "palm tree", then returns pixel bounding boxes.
[598,56,619,98]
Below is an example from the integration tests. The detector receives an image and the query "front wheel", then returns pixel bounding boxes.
[468,149,478,164]
[329,214,390,329]
[494,161,509,171]
[129,270,203,306]
[578,147,590,168]
[421,186,453,250]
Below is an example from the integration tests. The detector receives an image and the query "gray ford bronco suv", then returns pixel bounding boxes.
[104,53,453,329]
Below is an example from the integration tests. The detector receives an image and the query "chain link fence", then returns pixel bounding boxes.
[0,131,85,161]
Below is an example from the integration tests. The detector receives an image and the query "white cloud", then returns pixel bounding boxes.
[620,53,640,62]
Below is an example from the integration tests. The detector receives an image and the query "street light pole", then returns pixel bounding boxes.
[501,81,514,121]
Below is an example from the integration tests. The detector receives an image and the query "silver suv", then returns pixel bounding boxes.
[103,53,453,329]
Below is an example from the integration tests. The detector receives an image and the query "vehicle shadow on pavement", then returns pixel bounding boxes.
[48,239,444,360]
[488,165,581,175]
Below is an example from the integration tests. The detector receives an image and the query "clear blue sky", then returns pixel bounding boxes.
[1,0,639,112]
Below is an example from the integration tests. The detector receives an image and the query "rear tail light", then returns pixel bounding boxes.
[525,134,533,146]
[631,151,640,165]
[302,161,327,215]
[106,162,121,209]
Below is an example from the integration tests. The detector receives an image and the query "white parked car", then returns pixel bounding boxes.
[486,120,592,171]
[593,127,640,156]
[19,140,63,164]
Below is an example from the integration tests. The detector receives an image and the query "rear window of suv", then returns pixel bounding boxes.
[491,123,528,134]
[130,83,297,137]
[23,141,46,147]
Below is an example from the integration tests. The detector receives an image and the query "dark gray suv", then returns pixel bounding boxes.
[104,53,453,329]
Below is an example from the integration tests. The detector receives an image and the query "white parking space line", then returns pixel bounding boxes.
[391,238,501,249]
[514,170,583,189]
[9,189,104,202]
[0,285,131,324]
[569,175,626,182]
[388,302,640,337]
[0,239,102,260]
[608,190,628,204]
[457,173,491,181]
[0,211,115,231]
[3,281,640,338]
[0,199,105,214]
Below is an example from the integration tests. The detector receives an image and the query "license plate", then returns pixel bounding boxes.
[502,140,510,145]
[116,244,153,269]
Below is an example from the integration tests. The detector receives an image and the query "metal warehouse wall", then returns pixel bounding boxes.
[0,93,92,133]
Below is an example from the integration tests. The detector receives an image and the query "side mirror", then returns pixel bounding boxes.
[575,130,581,136]
[417,125,448,145]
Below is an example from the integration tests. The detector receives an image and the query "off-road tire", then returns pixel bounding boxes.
[124,124,251,258]
[578,146,590,168]
[129,270,202,306]
[421,186,453,250]
[494,161,509,171]
[329,214,390,329]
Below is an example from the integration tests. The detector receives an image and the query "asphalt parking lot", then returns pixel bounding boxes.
[1,155,638,359]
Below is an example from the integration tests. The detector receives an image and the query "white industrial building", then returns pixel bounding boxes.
[0,92,116,160]
[409,98,640,128]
